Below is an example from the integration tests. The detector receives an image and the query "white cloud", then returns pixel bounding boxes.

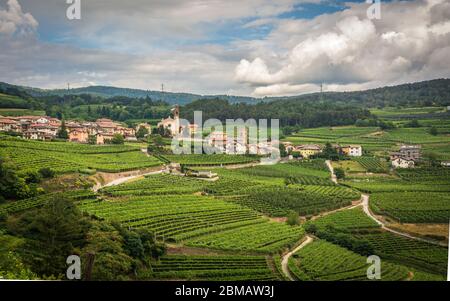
[235,0,450,96]
[0,0,37,35]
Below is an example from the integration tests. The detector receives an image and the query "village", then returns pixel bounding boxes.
[0,115,146,144]
[0,106,446,169]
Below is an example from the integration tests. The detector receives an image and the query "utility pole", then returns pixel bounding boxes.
[161,83,164,93]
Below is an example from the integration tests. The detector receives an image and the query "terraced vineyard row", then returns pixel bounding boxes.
[397,168,450,183]
[0,190,97,215]
[140,255,280,281]
[288,240,409,281]
[0,136,140,154]
[237,162,330,179]
[352,232,448,274]
[101,174,206,196]
[354,157,388,173]
[310,207,380,232]
[227,186,353,217]
[160,154,258,166]
[79,193,304,252]
[370,192,450,223]
[185,222,304,253]
[0,137,162,174]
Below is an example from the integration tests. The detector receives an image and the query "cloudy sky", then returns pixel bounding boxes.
[0,0,449,97]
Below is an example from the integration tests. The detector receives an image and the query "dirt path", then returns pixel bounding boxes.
[92,169,164,192]
[281,236,313,281]
[361,194,446,247]
[325,160,338,184]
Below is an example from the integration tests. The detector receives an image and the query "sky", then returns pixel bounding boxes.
[0,0,449,97]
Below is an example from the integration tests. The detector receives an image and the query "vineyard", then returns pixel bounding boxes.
[0,136,162,174]
[79,187,305,253]
[354,157,388,173]
[160,154,258,166]
[0,190,96,216]
[288,240,409,281]
[226,186,354,217]
[352,232,448,274]
[185,222,304,253]
[370,192,450,223]
[140,255,280,281]
[309,207,380,232]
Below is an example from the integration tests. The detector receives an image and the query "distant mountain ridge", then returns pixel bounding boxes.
[0,83,260,105]
[1,78,449,107]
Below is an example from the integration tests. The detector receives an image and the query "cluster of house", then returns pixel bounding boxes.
[157,106,280,155]
[390,145,421,168]
[0,115,141,144]
[0,115,61,140]
[282,143,363,159]
[65,118,138,144]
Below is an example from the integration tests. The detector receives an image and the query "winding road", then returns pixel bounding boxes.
[281,236,313,281]
[361,194,447,247]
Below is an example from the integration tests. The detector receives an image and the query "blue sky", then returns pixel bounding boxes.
[0,0,448,96]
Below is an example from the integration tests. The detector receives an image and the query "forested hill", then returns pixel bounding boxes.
[275,79,450,108]
[1,78,449,107]
[181,98,371,128]
[0,82,258,105]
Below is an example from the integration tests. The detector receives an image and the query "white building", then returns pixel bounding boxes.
[341,145,362,157]
[392,157,415,169]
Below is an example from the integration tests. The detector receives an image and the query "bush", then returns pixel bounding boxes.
[110,134,125,145]
[287,211,300,226]
[334,168,345,180]
[38,168,55,179]
[24,171,42,184]
[304,223,317,234]
[79,168,97,175]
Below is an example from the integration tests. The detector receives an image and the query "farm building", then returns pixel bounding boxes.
[441,161,450,167]
[340,145,362,157]
[69,129,89,143]
[391,157,415,169]
[295,144,322,158]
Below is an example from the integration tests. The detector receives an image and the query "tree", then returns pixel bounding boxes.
[136,126,149,139]
[88,135,97,145]
[304,223,317,235]
[0,157,36,201]
[286,211,300,226]
[57,120,69,140]
[110,133,124,145]
[334,168,345,180]
[147,135,165,153]
[279,144,287,158]
[81,222,134,281]
[405,119,421,128]
[429,126,438,136]
[38,168,55,179]
[7,196,91,277]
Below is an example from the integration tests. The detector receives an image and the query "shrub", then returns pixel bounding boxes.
[334,168,345,180]
[38,168,55,179]
[287,211,300,226]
